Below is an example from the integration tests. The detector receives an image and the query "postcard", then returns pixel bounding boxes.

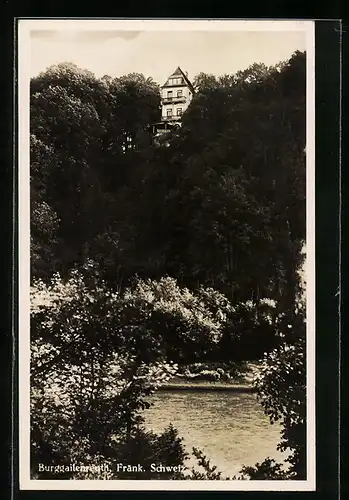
[18,18,315,491]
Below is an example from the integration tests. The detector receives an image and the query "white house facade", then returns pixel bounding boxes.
[150,67,195,145]
[160,67,195,123]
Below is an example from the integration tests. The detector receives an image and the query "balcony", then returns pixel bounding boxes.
[162,95,187,104]
[161,115,182,122]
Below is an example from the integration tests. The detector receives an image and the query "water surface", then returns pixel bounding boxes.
[144,390,286,477]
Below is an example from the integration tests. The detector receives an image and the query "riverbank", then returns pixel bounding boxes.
[158,361,260,392]
[159,380,256,392]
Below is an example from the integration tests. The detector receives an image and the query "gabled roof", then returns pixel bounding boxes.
[171,67,183,76]
[161,67,195,93]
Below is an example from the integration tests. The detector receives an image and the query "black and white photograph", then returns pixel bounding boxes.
[18,19,315,491]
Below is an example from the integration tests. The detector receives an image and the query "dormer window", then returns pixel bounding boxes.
[169,77,183,85]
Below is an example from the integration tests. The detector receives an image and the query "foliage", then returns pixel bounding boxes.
[30,272,183,478]
[31,52,306,309]
[182,448,226,480]
[234,457,290,480]
[29,52,307,481]
[113,424,189,480]
[253,303,306,478]
[30,64,160,279]
[31,271,253,479]
[30,134,61,277]
[219,298,280,362]
[237,302,306,480]
[32,271,273,481]
[121,276,283,363]
[176,361,249,382]
[123,276,230,363]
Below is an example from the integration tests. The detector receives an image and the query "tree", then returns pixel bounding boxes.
[31,53,305,302]
[114,73,161,152]
[235,300,306,480]
[123,276,231,363]
[30,51,306,360]
[218,298,280,362]
[30,64,162,282]
[154,51,306,304]
[29,51,308,482]
[29,271,245,480]
[30,64,111,276]
[193,72,219,92]
[30,271,183,479]
[30,134,60,278]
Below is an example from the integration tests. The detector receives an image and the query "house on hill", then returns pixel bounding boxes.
[151,67,195,141]
[160,66,195,122]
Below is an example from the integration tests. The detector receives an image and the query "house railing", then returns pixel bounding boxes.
[162,96,186,104]
[161,115,182,121]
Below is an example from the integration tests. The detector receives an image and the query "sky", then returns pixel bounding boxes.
[28,21,308,85]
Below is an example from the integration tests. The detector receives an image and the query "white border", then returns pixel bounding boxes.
[305,21,316,490]
[18,19,316,492]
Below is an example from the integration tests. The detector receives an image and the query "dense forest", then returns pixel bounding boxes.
[30,51,307,480]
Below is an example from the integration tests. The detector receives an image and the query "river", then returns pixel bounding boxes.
[143,389,286,478]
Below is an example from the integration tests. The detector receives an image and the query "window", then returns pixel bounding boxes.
[177,90,183,97]
[169,78,183,85]
[167,109,173,117]
[176,108,182,116]
[167,91,173,98]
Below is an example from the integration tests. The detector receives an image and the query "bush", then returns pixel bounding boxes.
[239,302,306,479]
[30,272,183,478]
[176,361,248,382]
[30,271,227,480]
[31,270,306,481]
[234,458,289,480]
[190,370,221,381]
[219,299,281,362]
[124,276,230,363]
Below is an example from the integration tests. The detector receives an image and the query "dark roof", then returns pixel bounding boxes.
[172,67,182,76]
[161,67,195,93]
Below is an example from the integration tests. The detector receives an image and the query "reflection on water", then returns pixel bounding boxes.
[143,390,286,477]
